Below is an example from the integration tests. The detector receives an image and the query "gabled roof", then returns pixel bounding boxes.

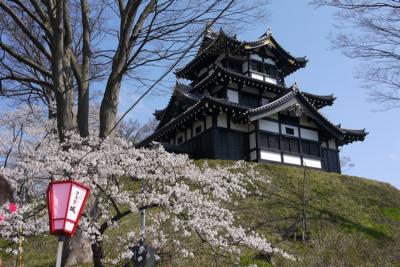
[176,28,307,80]
[245,87,367,145]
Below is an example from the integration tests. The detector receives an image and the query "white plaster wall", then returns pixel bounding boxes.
[281,124,299,137]
[186,128,191,140]
[283,154,301,165]
[227,89,239,103]
[264,76,277,84]
[300,128,319,141]
[328,139,336,149]
[249,132,256,149]
[260,150,281,162]
[251,72,264,81]
[259,120,279,133]
[217,112,227,128]
[206,116,212,129]
[303,158,322,169]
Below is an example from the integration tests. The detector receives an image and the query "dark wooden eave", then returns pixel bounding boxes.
[138,96,249,148]
[191,62,335,108]
[176,29,307,80]
[156,83,201,129]
[154,108,166,120]
[301,91,336,108]
[338,128,368,146]
[176,30,244,81]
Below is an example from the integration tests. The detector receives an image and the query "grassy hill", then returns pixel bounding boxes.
[1,161,400,266]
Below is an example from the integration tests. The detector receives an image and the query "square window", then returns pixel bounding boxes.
[285,127,295,135]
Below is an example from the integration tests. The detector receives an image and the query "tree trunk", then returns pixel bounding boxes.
[62,195,98,266]
[54,87,77,140]
[99,73,122,138]
[63,231,93,267]
[77,0,91,138]
[77,82,89,137]
[51,1,77,141]
[92,240,105,267]
[48,98,57,120]
[46,91,58,120]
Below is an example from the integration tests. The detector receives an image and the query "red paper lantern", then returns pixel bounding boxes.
[47,180,90,237]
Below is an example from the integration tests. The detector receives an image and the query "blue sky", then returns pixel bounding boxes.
[119,1,400,188]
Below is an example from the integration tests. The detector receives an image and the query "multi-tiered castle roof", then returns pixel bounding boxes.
[139,28,367,173]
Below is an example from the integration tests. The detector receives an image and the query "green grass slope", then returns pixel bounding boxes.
[1,161,400,266]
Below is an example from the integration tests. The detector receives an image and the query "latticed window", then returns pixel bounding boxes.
[282,137,299,153]
[301,141,320,157]
[259,133,280,150]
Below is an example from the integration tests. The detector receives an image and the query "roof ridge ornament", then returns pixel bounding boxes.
[260,28,272,38]
[292,82,300,92]
[288,103,304,117]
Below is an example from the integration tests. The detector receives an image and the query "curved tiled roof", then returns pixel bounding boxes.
[176,29,307,80]
[245,87,367,144]
[156,83,200,129]
[142,83,366,147]
[191,62,334,108]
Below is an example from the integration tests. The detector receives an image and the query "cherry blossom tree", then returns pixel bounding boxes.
[0,1,273,264]
[0,125,292,266]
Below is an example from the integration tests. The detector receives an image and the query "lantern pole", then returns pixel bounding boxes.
[55,235,65,267]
